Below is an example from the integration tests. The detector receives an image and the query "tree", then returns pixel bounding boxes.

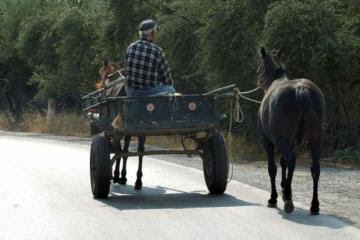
[261,0,359,149]
[102,0,154,63]
[18,3,101,110]
[155,0,203,93]
[0,0,35,120]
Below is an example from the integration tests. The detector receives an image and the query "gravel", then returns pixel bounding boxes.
[152,151,360,229]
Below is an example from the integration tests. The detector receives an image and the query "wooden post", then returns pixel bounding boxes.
[47,99,56,127]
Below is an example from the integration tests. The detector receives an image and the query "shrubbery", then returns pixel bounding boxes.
[0,0,358,155]
[334,148,360,163]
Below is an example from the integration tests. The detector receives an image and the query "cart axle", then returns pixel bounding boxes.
[114,149,201,158]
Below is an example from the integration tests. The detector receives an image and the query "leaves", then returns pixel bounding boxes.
[0,0,358,148]
[261,0,360,149]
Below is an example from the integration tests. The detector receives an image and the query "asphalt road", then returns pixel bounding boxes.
[0,132,359,240]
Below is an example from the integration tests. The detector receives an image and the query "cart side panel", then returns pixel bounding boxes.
[95,95,224,135]
[122,96,221,130]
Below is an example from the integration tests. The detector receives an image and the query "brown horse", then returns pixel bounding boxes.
[98,60,145,190]
[96,60,125,96]
[257,48,325,214]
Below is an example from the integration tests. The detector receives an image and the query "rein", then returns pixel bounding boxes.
[231,87,261,124]
[227,86,261,183]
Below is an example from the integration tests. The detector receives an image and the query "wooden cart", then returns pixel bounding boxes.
[83,89,232,198]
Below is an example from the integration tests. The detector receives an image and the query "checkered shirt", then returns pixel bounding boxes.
[125,39,173,89]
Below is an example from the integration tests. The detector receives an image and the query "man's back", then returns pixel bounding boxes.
[125,39,173,90]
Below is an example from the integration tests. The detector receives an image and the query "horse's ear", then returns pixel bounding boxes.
[103,59,109,67]
[260,47,267,59]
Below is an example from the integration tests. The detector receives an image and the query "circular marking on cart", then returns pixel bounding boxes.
[146,103,155,112]
[188,102,197,111]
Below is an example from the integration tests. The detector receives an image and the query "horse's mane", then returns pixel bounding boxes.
[262,51,287,83]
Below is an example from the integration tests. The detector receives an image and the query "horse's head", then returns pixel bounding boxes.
[257,47,286,92]
[96,60,122,89]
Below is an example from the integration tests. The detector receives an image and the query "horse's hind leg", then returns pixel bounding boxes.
[135,136,146,190]
[309,141,321,215]
[119,136,131,185]
[284,151,296,213]
[280,157,287,191]
[261,136,277,207]
[277,141,295,213]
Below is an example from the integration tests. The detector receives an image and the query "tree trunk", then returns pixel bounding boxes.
[5,91,21,123]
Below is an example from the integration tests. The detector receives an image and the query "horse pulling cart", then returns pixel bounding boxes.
[83,86,235,199]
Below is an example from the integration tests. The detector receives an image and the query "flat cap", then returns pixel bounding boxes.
[139,19,157,32]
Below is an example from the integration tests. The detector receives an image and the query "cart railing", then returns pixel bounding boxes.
[82,88,107,111]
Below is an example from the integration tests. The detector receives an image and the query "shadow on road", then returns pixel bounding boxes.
[96,184,258,211]
[277,207,356,229]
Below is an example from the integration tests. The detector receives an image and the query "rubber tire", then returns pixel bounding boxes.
[90,135,111,199]
[202,131,229,194]
[90,121,101,135]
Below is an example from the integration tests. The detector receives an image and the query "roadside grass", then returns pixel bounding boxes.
[0,112,20,130]
[146,134,266,163]
[0,111,90,137]
[0,112,358,167]
[147,135,183,150]
[149,135,359,168]
[0,113,10,130]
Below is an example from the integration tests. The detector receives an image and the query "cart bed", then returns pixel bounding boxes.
[83,93,226,136]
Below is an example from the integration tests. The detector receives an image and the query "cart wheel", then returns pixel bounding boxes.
[90,121,101,135]
[202,131,229,194]
[90,135,111,199]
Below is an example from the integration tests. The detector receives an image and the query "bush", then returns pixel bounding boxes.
[0,112,15,130]
[334,148,360,162]
[261,0,360,150]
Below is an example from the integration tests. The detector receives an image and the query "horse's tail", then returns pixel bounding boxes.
[295,85,325,143]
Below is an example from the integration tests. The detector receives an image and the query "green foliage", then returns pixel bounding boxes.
[261,0,360,150]
[200,1,251,86]
[156,0,203,93]
[103,0,153,62]
[262,0,343,82]
[0,56,34,118]
[334,148,360,162]
[0,0,358,153]
[0,0,36,119]
[17,3,101,107]
[200,0,268,89]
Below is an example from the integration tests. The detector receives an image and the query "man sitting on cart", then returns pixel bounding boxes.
[125,19,176,97]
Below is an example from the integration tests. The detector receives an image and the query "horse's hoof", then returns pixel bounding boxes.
[284,200,294,214]
[119,178,127,185]
[113,177,120,183]
[134,181,142,190]
[267,202,277,208]
[267,199,277,208]
[310,210,319,216]
[310,206,320,215]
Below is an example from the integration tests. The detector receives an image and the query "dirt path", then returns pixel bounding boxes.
[231,161,360,227]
